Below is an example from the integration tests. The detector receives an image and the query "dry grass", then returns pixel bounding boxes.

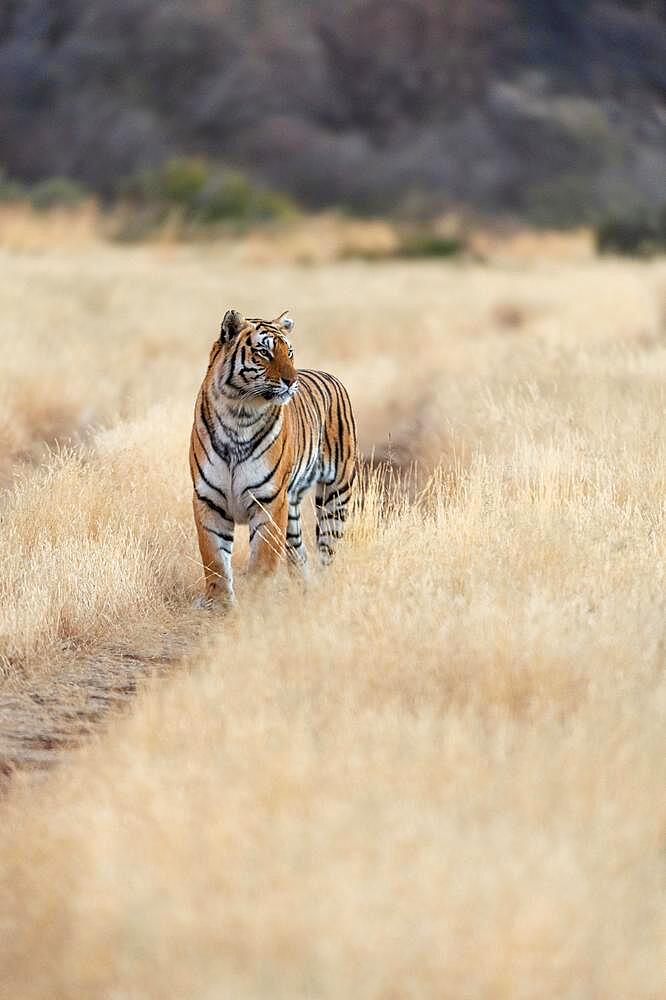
[0,201,100,253]
[0,239,665,998]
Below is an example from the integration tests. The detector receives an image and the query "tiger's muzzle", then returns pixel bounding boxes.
[264,378,299,404]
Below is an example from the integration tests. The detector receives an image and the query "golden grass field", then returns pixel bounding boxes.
[0,219,665,998]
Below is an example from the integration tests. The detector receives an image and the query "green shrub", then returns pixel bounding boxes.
[192,171,255,222]
[192,172,297,223]
[118,158,298,230]
[0,168,26,202]
[596,207,666,257]
[116,159,210,206]
[30,177,89,210]
[249,187,298,222]
[398,233,465,258]
[161,158,209,205]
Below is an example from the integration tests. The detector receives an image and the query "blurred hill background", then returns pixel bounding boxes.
[0,0,665,225]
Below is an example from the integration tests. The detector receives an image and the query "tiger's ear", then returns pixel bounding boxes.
[276,310,294,333]
[220,309,244,343]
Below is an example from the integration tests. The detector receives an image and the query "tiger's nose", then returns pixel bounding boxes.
[281,375,297,389]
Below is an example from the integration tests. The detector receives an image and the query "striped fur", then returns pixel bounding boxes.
[190,309,357,605]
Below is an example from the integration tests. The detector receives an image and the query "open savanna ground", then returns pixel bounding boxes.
[1,237,665,998]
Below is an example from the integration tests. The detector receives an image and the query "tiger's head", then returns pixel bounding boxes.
[207,309,299,407]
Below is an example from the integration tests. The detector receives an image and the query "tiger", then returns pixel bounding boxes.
[190,308,357,606]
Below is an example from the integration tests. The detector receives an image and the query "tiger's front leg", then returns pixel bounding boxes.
[286,499,308,575]
[247,493,288,576]
[193,495,236,607]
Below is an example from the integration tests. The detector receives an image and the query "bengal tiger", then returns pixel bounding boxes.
[190,308,357,606]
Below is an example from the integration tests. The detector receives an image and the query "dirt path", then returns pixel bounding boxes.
[0,628,196,793]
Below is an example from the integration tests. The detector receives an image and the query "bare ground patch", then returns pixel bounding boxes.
[0,626,198,792]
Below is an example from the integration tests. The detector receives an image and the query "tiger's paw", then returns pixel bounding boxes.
[193,592,236,613]
[193,595,214,611]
